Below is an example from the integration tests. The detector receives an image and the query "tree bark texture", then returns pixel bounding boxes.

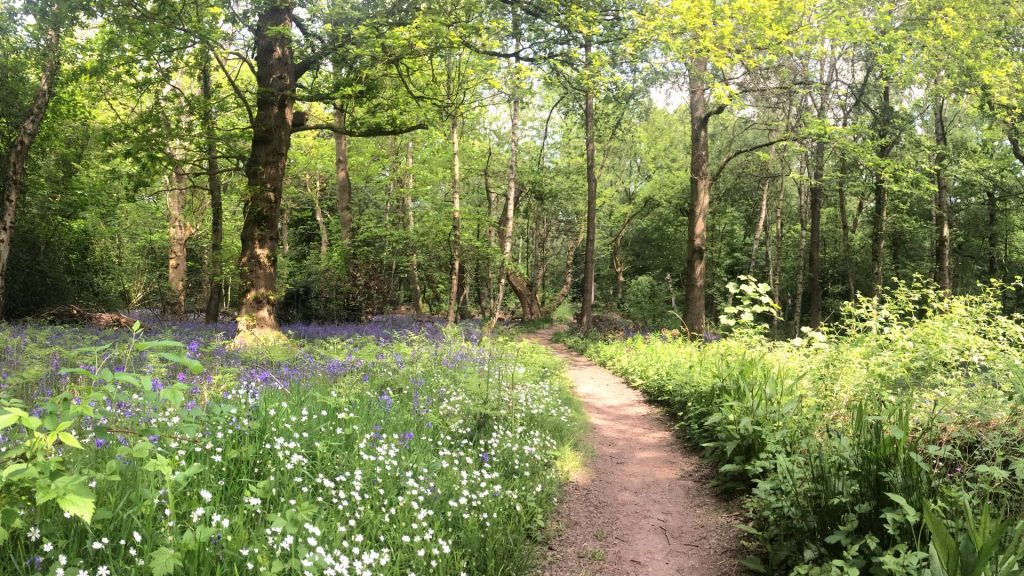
[202,58,225,324]
[0,21,61,318]
[166,158,191,318]
[236,6,295,341]
[335,106,353,247]
[579,39,598,332]
[684,58,712,336]
[489,74,519,332]
[447,114,461,324]
[933,98,951,291]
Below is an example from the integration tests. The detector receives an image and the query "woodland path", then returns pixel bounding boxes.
[527,326,743,576]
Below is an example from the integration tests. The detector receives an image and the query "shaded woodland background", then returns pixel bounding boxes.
[2,0,1023,337]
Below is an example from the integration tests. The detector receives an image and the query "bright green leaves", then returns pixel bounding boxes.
[150,546,183,576]
[35,475,96,524]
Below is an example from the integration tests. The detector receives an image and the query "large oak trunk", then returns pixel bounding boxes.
[683,58,711,335]
[0,22,61,318]
[236,6,295,343]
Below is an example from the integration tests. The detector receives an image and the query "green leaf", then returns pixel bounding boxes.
[150,546,182,576]
[0,413,18,430]
[924,502,959,575]
[885,492,919,523]
[58,432,83,449]
[58,489,96,524]
[136,340,185,351]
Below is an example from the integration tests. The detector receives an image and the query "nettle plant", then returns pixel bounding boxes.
[718,276,781,337]
[0,322,201,545]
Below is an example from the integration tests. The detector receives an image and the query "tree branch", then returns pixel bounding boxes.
[292,122,428,137]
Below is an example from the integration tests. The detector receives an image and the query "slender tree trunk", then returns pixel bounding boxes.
[306,176,328,255]
[807,143,825,327]
[792,176,809,333]
[837,157,856,299]
[543,231,581,315]
[749,177,771,274]
[807,59,835,328]
[202,59,224,324]
[684,58,712,336]
[280,202,290,255]
[0,21,61,318]
[236,6,295,342]
[403,141,423,314]
[870,82,895,296]
[579,39,598,331]
[933,97,951,291]
[489,56,520,332]
[770,176,785,332]
[334,106,353,248]
[166,158,190,318]
[482,145,496,317]
[987,188,998,277]
[447,114,461,324]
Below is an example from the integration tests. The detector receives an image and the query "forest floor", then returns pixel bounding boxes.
[527,326,744,576]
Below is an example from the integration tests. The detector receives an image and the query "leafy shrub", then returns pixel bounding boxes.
[622,275,675,329]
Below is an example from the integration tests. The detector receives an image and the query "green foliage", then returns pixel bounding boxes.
[622,274,674,329]
[564,282,1024,574]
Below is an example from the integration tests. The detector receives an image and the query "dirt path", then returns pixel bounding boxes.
[528,326,743,576]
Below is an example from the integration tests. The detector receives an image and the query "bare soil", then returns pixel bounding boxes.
[529,326,744,576]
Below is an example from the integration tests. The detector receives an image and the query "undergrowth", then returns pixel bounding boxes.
[0,322,585,575]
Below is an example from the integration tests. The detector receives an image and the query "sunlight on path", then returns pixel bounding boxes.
[528,327,742,576]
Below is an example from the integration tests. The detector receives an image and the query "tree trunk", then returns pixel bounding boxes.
[482,144,496,317]
[0,21,61,318]
[807,142,825,327]
[403,141,424,313]
[543,231,581,315]
[280,201,290,255]
[770,175,786,332]
[870,82,895,296]
[837,157,856,299]
[447,114,461,324]
[987,188,998,277]
[749,177,771,274]
[807,59,834,328]
[933,97,951,291]
[334,106,353,248]
[792,176,809,333]
[166,158,190,318]
[508,269,543,321]
[305,175,328,256]
[235,6,295,343]
[202,58,225,324]
[489,62,520,332]
[684,58,712,336]
[579,39,598,332]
